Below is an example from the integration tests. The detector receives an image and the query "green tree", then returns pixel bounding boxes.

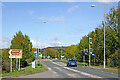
[10,31,34,67]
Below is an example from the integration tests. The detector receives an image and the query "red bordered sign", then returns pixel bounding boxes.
[9,49,22,58]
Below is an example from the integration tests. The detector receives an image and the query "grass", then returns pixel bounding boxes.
[101,68,119,73]
[60,59,118,73]
[2,62,47,77]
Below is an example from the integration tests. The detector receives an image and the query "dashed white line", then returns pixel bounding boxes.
[47,67,57,75]
[51,61,102,78]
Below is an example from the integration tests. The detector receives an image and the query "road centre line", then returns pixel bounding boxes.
[47,67,57,75]
[54,67,79,78]
[50,61,102,78]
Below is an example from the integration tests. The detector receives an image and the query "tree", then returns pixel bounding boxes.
[65,45,78,59]
[10,31,34,67]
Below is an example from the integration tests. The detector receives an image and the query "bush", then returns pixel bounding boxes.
[107,58,112,67]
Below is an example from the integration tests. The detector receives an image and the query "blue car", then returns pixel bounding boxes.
[67,59,77,67]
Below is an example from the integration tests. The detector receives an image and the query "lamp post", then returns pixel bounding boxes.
[91,4,106,68]
[36,21,47,61]
[103,6,106,69]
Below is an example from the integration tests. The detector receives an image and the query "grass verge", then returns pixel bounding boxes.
[2,62,47,77]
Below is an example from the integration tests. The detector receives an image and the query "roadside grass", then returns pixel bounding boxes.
[2,62,47,77]
[60,59,118,73]
[101,68,119,73]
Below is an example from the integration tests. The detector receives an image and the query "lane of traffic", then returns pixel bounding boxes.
[50,60,101,78]
[43,60,89,78]
[51,59,118,78]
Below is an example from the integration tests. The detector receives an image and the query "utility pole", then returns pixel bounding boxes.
[61,49,62,59]
[89,38,91,66]
[104,6,106,69]
[44,49,45,56]
[89,38,92,66]
[84,55,85,66]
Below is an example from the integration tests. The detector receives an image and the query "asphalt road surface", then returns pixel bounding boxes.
[16,59,118,78]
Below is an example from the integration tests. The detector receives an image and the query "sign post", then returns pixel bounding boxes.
[19,58,20,70]
[32,61,35,68]
[89,38,92,66]
[10,58,12,72]
[16,58,18,69]
[9,49,22,72]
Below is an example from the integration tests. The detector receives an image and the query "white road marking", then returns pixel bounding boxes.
[51,61,102,78]
[54,67,79,78]
[67,73,78,78]
[54,67,63,72]
[47,67,57,75]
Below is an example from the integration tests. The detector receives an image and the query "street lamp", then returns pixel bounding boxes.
[36,21,47,48]
[91,5,95,7]
[103,6,106,69]
[91,5,106,68]
[36,21,47,61]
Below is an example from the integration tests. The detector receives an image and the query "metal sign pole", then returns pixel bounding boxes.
[84,55,85,66]
[94,56,95,66]
[19,58,20,70]
[10,58,12,72]
[16,58,18,69]
[89,38,90,66]
[83,55,84,63]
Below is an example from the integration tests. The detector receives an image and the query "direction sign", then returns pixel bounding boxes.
[92,54,96,57]
[34,52,39,57]
[9,49,22,58]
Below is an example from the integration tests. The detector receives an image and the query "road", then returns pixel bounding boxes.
[16,59,118,79]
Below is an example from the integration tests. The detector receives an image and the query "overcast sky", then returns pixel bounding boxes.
[1,1,118,49]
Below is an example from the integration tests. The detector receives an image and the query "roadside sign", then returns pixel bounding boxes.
[34,52,39,57]
[32,61,35,68]
[34,52,37,57]
[9,49,22,58]
[9,49,22,72]
[92,54,96,57]
[43,56,45,59]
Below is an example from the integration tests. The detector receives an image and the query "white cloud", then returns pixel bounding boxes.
[38,16,65,22]
[31,40,65,48]
[48,16,65,22]
[49,41,63,47]
[0,36,11,48]
[38,17,47,20]
[31,40,50,48]
[68,5,79,13]
[28,10,34,15]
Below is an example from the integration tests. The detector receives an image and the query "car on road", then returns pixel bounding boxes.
[67,58,77,67]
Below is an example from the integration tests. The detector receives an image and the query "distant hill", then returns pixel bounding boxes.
[43,46,67,50]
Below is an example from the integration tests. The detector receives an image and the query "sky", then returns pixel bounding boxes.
[1,1,118,49]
